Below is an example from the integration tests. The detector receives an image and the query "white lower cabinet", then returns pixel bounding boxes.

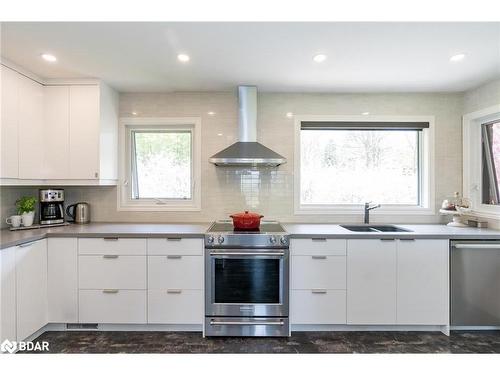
[148,290,203,324]
[0,246,17,342]
[16,239,48,341]
[48,238,78,323]
[347,239,397,324]
[291,290,346,324]
[79,290,147,324]
[397,239,449,325]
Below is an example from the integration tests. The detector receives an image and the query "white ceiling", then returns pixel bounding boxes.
[1,22,499,93]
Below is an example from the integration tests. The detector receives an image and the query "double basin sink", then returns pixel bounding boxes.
[340,225,412,233]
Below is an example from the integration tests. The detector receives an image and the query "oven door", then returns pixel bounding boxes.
[205,248,289,317]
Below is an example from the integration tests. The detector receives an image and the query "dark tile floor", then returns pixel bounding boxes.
[22,330,500,354]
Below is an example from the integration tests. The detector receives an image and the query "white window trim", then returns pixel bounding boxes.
[293,115,435,215]
[117,117,201,211]
[463,104,500,220]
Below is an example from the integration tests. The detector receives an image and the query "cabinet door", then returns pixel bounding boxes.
[69,85,100,179]
[347,239,397,324]
[16,240,48,341]
[18,75,44,179]
[43,86,70,179]
[48,238,78,323]
[397,239,449,325]
[0,246,17,342]
[0,65,19,178]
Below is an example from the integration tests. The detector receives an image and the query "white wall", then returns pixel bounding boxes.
[1,90,466,226]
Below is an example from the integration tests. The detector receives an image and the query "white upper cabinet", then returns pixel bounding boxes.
[0,65,19,178]
[69,85,101,179]
[43,86,70,179]
[0,63,118,185]
[18,74,44,179]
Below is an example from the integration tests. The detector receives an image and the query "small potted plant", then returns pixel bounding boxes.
[16,196,37,227]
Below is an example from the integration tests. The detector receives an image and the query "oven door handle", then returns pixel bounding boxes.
[209,320,285,326]
[209,251,285,256]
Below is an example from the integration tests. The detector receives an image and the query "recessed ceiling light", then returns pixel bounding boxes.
[177,54,190,63]
[450,53,466,62]
[41,53,57,62]
[132,111,138,116]
[286,112,294,118]
[207,111,216,116]
[362,112,370,115]
[313,54,327,63]
[217,133,223,136]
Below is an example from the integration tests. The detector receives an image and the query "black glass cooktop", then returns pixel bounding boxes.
[207,220,286,234]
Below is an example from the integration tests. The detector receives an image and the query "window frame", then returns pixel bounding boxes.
[118,117,201,211]
[463,105,500,219]
[293,115,435,215]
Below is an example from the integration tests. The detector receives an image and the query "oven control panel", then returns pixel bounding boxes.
[204,233,289,248]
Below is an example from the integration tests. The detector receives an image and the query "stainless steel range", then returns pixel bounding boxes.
[204,220,289,337]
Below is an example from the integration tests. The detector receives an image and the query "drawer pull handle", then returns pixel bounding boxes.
[167,255,182,259]
[102,289,119,294]
[102,255,119,259]
[19,242,35,248]
[167,237,182,241]
[311,255,327,260]
[103,237,119,241]
[311,289,327,294]
[380,238,396,241]
[312,238,327,242]
[167,289,182,294]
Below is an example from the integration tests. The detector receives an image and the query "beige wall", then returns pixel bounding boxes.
[1,90,467,226]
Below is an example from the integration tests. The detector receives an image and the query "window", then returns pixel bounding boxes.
[463,105,500,219]
[119,118,201,211]
[295,116,433,214]
[481,120,500,205]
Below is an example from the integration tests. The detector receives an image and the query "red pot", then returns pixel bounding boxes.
[230,210,264,230]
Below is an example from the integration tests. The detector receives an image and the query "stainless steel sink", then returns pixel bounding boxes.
[340,225,413,233]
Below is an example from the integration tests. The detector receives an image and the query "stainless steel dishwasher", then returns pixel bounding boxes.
[451,240,500,328]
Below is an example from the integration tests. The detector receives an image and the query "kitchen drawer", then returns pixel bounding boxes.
[291,290,346,324]
[78,238,146,256]
[290,238,346,256]
[79,289,146,324]
[79,255,146,289]
[147,238,203,255]
[148,255,203,290]
[148,290,203,324]
[291,255,346,290]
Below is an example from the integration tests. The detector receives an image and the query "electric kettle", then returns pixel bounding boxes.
[66,202,90,224]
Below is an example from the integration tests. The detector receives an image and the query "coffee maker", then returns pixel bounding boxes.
[39,189,65,225]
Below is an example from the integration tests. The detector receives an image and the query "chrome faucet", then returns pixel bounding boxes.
[364,202,381,224]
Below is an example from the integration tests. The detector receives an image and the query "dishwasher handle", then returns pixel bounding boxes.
[453,243,500,250]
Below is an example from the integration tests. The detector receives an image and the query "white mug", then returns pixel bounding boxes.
[6,215,22,228]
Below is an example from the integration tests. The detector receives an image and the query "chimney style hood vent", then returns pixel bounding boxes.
[209,86,286,167]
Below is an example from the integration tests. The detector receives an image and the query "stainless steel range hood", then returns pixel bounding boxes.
[209,86,286,167]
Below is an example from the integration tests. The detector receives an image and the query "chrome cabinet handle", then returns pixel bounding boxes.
[103,237,119,241]
[311,255,327,259]
[102,255,119,259]
[380,238,396,241]
[312,238,327,242]
[210,320,284,326]
[19,242,35,248]
[167,237,182,241]
[167,289,182,294]
[454,244,500,249]
[311,289,327,294]
[167,255,182,259]
[102,289,119,294]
